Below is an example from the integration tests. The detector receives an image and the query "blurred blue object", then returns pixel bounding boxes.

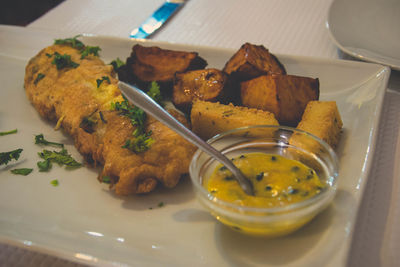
[130,0,186,39]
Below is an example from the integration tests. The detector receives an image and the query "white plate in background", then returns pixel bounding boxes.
[0,25,390,266]
[327,0,400,70]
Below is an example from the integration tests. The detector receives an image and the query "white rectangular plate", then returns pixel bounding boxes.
[0,25,390,266]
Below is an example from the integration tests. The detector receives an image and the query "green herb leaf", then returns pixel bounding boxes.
[51,52,79,70]
[80,46,101,59]
[38,148,82,169]
[11,168,33,176]
[0,149,23,165]
[109,58,125,71]
[54,35,85,50]
[37,159,52,172]
[101,176,111,184]
[80,114,98,133]
[0,129,17,136]
[147,81,162,105]
[34,73,45,85]
[96,76,110,88]
[35,134,64,148]
[158,202,164,207]
[50,179,59,186]
[112,88,163,153]
[122,134,155,153]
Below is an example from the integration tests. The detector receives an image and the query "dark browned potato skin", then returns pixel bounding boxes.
[122,44,207,89]
[223,43,286,81]
[25,44,196,195]
[172,68,231,111]
[241,74,319,126]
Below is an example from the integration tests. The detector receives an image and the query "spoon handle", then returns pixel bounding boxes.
[118,81,253,195]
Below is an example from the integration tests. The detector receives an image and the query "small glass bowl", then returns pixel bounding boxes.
[189,125,339,237]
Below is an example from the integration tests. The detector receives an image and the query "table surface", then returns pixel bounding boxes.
[1,0,399,266]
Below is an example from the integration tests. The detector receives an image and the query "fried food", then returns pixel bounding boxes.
[172,68,232,111]
[122,44,207,89]
[241,74,319,126]
[292,101,343,149]
[25,43,196,195]
[223,43,286,81]
[191,100,279,140]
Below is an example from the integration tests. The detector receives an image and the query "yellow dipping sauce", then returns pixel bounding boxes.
[207,153,324,208]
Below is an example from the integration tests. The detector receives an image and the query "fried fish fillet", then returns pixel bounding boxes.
[24,43,196,195]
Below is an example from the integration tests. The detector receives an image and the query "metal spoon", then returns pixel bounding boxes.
[118,81,254,195]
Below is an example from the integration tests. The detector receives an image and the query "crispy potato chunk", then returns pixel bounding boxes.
[223,43,286,81]
[191,100,279,140]
[241,74,319,126]
[172,68,231,111]
[291,101,343,149]
[124,44,207,85]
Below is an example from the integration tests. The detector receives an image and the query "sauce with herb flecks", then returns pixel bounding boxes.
[207,153,324,208]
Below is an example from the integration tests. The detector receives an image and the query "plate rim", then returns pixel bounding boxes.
[0,25,391,267]
[326,0,400,71]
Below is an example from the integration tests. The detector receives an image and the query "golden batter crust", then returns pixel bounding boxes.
[25,43,196,195]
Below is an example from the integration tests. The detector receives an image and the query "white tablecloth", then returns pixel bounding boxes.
[1,0,399,266]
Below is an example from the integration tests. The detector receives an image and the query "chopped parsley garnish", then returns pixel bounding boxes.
[112,96,153,153]
[37,159,52,172]
[148,202,165,210]
[54,35,85,50]
[50,179,59,187]
[110,58,125,71]
[80,117,96,133]
[34,73,45,85]
[96,76,110,88]
[37,148,82,172]
[0,149,23,165]
[147,81,162,105]
[0,129,17,136]
[11,168,33,176]
[81,45,101,59]
[101,176,111,184]
[35,134,64,148]
[50,52,80,70]
[54,36,101,60]
[80,111,99,133]
[122,132,155,153]
[111,83,163,153]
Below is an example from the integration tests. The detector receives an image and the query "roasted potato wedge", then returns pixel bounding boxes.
[292,101,343,149]
[223,43,286,81]
[172,68,233,111]
[191,100,279,140]
[124,44,207,87]
[241,74,319,126]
